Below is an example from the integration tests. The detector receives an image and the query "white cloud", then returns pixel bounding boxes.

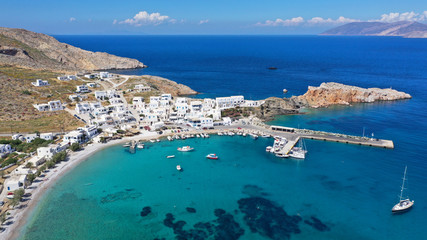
[199,19,209,25]
[376,11,427,22]
[256,17,304,26]
[120,11,170,26]
[113,19,118,24]
[69,17,76,22]
[307,16,359,25]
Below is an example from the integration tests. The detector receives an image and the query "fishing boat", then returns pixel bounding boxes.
[289,139,307,159]
[249,133,258,139]
[137,143,144,149]
[156,139,160,142]
[176,165,182,171]
[242,133,247,137]
[167,155,175,158]
[149,139,155,143]
[392,166,414,213]
[261,134,270,138]
[206,153,219,160]
[266,146,273,152]
[167,136,173,141]
[177,146,194,152]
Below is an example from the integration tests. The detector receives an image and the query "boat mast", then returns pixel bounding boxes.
[399,166,407,201]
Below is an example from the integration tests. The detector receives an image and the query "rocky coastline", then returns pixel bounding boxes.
[255,82,411,121]
[0,27,146,71]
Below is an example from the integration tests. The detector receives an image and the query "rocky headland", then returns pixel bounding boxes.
[256,82,411,120]
[0,27,145,71]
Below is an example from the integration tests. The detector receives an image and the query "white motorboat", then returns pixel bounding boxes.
[156,139,160,142]
[137,143,144,149]
[167,136,173,141]
[167,155,175,158]
[150,139,155,143]
[249,133,258,139]
[275,153,289,158]
[266,146,273,152]
[289,139,307,159]
[197,134,201,138]
[177,146,194,152]
[392,166,414,213]
[242,133,247,137]
[261,134,270,138]
[176,165,182,171]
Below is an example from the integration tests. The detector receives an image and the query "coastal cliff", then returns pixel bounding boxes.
[255,97,306,121]
[0,27,145,71]
[255,82,411,120]
[298,82,412,108]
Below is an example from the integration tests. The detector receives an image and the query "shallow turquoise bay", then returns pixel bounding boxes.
[19,130,426,239]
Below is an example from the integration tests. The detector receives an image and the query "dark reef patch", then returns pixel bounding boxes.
[186,207,196,213]
[242,184,269,197]
[238,197,301,240]
[163,208,244,240]
[304,216,330,232]
[100,191,142,203]
[140,206,152,217]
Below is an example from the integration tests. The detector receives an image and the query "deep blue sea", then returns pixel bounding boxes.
[18,36,427,240]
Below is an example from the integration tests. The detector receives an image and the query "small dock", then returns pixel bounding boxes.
[279,136,300,155]
[270,125,394,149]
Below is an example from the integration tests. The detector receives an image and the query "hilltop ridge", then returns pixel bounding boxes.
[321,21,427,38]
[0,27,146,71]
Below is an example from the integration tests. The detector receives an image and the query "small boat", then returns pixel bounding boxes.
[261,134,270,138]
[150,139,155,143]
[392,166,414,213]
[268,67,278,70]
[249,133,258,139]
[137,143,144,149]
[167,155,175,158]
[177,146,194,152]
[266,146,273,152]
[217,132,223,136]
[289,139,307,159]
[242,133,247,137]
[176,165,182,171]
[167,136,173,141]
[275,153,289,158]
[123,142,130,147]
[156,139,160,142]
[196,134,201,138]
[206,153,219,160]
[205,134,210,138]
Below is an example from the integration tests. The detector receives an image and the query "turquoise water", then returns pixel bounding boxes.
[19,135,425,239]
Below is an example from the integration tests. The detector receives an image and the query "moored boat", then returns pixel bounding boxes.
[266,146,273,152]
[177,146,194,152]
[167,155,175,158]
[176,165,182,171]
[206,153,219,160]
[392,166,414,213]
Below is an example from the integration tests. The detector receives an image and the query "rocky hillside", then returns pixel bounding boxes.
[0,27,145,71]
[255,97,306,121]
[298,82,411,108]
[321,21,427,38]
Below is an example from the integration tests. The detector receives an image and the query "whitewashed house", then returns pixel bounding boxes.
[84,73,98,79]
[24,134,38,143]
[200,117,214,128]
[216,96,245,109]
[12,134,22,140]
[78,125,98,138]
[175,98,189,113]
[0,144,12,157]
[40,133,53,141]
[132,97,145,110]
[48,100,64,111]
[161,94,172,101]
[99,72,109,78]
[5,175,27,192]
[37,145,61,159]
[75,102,91,114]
[76,85,90,93]
[69,94,88,102]
[31,79,49,87]
[63,130,86,144]
[134,84,151,92]
[87,82,98,88]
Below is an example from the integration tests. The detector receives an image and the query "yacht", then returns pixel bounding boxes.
[289,139,307,159]
[392,166,414,213]
[206,153,219,160]
[177,146,194,152]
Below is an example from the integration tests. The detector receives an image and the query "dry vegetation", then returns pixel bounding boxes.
[0,66,84,133]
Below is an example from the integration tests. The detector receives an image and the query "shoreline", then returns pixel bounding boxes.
[4,132,159,240]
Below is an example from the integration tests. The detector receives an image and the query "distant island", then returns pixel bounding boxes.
[321,21,427,38]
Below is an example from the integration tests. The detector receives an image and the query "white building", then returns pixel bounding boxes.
[175,98,189,113]
[37,145,61,159]
[132,97,145,109]
[84,73,98,79]
[40,133,53,141]
[87,82,98,88]
[57,75,77,81]
[24,134,38,143]
[241,100,264,107]
[134,84,151,92]
[190,101,203,112]
[63,130,86,144]
[161,94,172,101]
[222,117,232,126]
[5,175,27,192]
[200,117,214,128]
[31,79,49,87]
[75,102,91,114]
[69,94,88,102]
[12,134,22,140]
[99,72,109,78]
[76,85,90,93]
[33,100,63,112]
[216,96,245,109]
[78,125,98,138]
[0,144,12,157]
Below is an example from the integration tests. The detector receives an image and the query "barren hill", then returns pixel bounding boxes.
[321,21,427,38]
[0,27,146,71]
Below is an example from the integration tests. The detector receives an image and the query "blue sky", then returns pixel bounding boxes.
[1,0,426,34]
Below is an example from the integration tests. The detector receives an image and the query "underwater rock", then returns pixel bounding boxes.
[100,191,142,203]
[304,216,330,232]
[242,184,269,197]
[140,206,152,217]
[238,197,301,240]
[186,207,197,213]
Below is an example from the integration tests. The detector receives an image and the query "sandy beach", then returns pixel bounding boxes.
[2,132,157,240]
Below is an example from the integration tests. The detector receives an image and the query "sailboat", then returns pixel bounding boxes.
[392,166,414,213]
[289,138,307,159]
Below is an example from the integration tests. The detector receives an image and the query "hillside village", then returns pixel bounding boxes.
[0,70,265,219]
